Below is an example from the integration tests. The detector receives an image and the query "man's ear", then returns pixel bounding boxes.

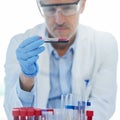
[79,0,86,13]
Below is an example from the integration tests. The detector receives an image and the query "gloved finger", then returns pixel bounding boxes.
[19,36,40,48]
[19,55,39,66]
[22,39,44,52]
[17,46,45,60]
[25,46,45,59]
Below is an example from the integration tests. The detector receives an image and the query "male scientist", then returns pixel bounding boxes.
[4,0,118,120]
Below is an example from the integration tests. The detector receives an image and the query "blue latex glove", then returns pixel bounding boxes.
[16,36,45,77]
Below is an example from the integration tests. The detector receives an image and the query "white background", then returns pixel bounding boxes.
[0,0,120,119]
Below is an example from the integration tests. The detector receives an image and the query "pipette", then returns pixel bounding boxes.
[39,36,69,43]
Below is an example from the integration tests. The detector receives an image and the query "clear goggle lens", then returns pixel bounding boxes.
[37,0,81,16]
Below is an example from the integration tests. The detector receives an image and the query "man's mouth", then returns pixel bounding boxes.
[55,27,67,31]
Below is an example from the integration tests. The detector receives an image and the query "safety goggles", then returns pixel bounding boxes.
[37,0,81,17]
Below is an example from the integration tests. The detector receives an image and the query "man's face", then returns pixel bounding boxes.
[40,0,86,40]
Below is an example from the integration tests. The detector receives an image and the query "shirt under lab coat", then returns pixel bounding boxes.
[4,24,118,120]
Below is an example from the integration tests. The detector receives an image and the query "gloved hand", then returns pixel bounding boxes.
[16,36,45,77]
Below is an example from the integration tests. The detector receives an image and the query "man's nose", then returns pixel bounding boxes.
[55,9,65,24]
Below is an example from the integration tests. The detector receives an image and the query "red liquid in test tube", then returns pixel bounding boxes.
[47,109,54,114]
[34,108,41,120]
[20,108,27,120]
[39,36,69,43]
[27,107,34,120]
[86,111,94,120]
[12,108,20,120]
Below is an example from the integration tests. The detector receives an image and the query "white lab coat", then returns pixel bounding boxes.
[4,24,118,120]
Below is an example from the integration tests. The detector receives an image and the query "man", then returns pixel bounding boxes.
[4,0,118,120]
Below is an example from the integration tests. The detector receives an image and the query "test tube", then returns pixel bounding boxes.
[20,107,27,120]
[54,109,63,120]
[61,94,66,108]
[86,111,94,120]
[72,106,79,120]
[46,109,54,120]
[27,107,34,120]
[78,101,82,120]
[86,102,94,120]
[65,105,76,120]
[41,109,47,120]
[81,101,86,120]
[12,108,20,120]
[34,108,41,120]
[39,36,69,43]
